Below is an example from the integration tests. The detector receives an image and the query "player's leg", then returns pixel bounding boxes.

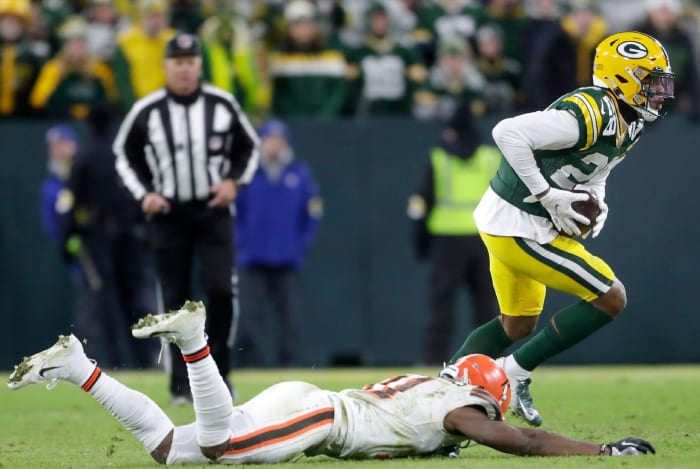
[132,301,234,460]
[449,238,545,363]
[7,334,175,464]
[504,235,620,370]
[450,233,551,426]
[218,381,335,464]
[486,233,618,425]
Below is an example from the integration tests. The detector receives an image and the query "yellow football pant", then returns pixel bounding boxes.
[479,232,616,317]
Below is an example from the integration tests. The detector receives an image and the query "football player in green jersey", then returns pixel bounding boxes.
[448,31,675,427]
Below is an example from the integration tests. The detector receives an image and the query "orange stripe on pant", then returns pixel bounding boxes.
[225,407,334,455]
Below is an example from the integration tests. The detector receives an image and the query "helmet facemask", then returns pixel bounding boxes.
[630,67,675,122]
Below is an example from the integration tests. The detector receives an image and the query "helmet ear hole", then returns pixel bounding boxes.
[615,74,629,84]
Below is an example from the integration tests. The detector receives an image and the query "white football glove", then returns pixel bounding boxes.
[524,187,591,237]
[591,199,608,238]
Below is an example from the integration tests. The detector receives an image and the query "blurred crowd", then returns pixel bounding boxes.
[3,0,700,124]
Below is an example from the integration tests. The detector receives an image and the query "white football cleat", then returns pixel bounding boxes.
[7,334,93,390]
[131,300,206,347]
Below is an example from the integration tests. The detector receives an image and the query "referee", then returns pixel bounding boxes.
[114,33,259,403]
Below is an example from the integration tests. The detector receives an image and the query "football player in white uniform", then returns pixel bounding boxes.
[447,31,675,427]
[8,301,654,465]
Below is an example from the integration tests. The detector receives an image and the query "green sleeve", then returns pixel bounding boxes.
[201,46,213,83]
[318,77,348,118]
[112,47,135,111]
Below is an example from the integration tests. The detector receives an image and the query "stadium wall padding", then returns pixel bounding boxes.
[1,117,698,369]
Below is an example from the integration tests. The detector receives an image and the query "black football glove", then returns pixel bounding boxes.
[602,437,656,456]
[428,442,473,458]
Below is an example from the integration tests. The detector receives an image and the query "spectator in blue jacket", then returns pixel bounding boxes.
[234,119,322,367]
[41,124,78,247]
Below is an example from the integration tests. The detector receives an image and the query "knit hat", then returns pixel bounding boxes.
[258,119,289,140]
[439,35,469,56]
[284,0,315,23]
[165,33,201,58]
[46,125,78,145]
[138,0,168,15]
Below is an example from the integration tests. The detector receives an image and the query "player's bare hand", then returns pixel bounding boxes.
[142,193,170,214]
[208,179,237,207]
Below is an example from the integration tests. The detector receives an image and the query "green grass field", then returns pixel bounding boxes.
[1,365,699,468]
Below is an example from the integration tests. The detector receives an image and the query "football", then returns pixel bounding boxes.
[567,190,601,237]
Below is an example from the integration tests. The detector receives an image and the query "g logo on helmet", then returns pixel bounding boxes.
[616,41,648,59]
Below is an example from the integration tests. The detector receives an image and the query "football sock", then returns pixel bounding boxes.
[184,347,233,447]
[87,370,174,453]
[66,351,99,387]
[178,333,208,357]
[514,300,612,371]
[448,317,513,364]
[500,354,529,381]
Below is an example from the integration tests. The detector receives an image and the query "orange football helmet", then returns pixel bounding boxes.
[440,354,511,415]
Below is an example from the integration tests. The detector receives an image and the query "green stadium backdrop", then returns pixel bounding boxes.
[1,117,697,369]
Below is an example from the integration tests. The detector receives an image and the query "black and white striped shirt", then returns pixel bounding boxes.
[113,84,259,202]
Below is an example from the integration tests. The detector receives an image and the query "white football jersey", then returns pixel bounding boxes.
[167,378,500,465]
[311,374,501,459]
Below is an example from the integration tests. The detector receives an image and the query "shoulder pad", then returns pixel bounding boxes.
[550,87,614,151]
[469,386,503,421]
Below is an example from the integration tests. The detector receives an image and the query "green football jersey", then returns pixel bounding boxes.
[490,86,644,217]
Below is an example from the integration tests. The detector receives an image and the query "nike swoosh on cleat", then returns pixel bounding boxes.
[38,366,62,377]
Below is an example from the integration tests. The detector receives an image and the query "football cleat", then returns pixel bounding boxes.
[7,334,92,390]
[131,300,206,347]
[510,378,543,427]
[495,357,542,427]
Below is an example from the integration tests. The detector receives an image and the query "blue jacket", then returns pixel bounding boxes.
[40,173,82,278]
[235,159,321,269]
[40,174,65,244]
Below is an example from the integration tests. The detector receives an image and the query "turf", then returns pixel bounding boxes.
[1,366,699,468]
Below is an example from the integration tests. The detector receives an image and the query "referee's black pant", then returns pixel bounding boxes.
[150,202,234,398]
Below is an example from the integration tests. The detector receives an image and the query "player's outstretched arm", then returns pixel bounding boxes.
[444,407,654,457]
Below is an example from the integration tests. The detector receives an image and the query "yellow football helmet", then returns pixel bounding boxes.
[593,31,674,122]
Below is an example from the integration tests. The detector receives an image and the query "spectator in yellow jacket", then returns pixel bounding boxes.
[0,0,47,117]
[112,0,176,109]
[29,16,116,119]
[560,0,607,88]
